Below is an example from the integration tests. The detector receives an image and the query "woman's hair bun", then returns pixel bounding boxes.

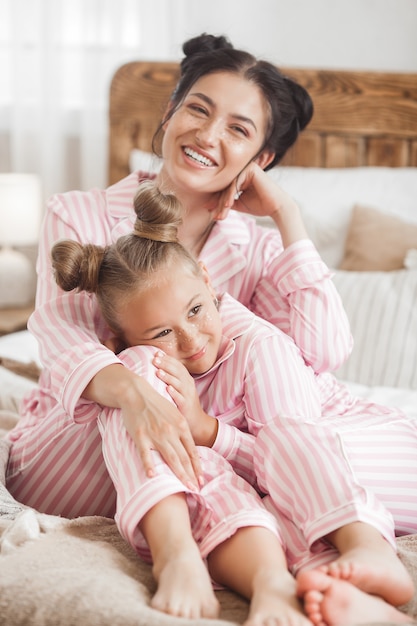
[284,76,314,131]
[182,33,233,60]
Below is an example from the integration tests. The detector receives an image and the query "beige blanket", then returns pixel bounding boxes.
[1,409,417,626]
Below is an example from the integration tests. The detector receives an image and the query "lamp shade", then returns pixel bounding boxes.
[0,173,42,246]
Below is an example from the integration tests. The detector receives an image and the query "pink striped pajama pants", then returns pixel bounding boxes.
[254,413,417,574]
[98,409,280,562]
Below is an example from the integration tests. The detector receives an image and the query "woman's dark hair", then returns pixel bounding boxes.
[51,181,200,334]
[153,33,313,170]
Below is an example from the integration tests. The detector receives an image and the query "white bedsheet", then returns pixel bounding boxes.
[345,380,417,420]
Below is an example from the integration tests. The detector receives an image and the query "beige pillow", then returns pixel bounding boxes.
[340,204,417,271]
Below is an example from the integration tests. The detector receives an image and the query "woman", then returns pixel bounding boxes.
[5,33,352,507]
[48,180,413,625]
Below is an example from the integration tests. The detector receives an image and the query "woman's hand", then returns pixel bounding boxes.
[153,352,219,448]
[83,363,203,490]
[211,161,309,248]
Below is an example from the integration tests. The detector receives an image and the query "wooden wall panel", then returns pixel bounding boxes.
[281,135,322,167]
[410,140,417,167]
[366,138,410,167]
[323,136,365,168]
[284,69,417,138]
[280,135,414,168]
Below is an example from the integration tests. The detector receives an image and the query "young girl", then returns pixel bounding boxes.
[50,181,413,626]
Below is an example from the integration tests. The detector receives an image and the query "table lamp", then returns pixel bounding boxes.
[0,173,42,307]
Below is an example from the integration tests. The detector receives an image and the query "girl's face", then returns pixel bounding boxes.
[119,262,222,375]
[160,71,271,195]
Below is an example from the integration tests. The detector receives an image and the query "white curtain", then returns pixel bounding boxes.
[0,0,185,201]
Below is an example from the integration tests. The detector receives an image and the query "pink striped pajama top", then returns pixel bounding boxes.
[6,167,352,504]
[5,169,355,529]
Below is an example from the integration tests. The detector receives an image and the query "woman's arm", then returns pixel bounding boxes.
[252,236,353,372]
[211,161,306,237]
[31,185,202,488]
[205,163,353,372]
[83,363,202,489]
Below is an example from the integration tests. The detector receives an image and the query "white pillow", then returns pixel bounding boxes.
[332,269,417,389]
[267,167,417,268]
[0,365,38,412]
[0,330,41,366]
[129,149,162,175]
[0,330,41,412]
[130,150,417,269]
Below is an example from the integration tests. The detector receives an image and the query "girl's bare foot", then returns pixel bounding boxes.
[297,569,411,626]
[244,569,312,626]
[140,493,219,619]
[151,543,219,619]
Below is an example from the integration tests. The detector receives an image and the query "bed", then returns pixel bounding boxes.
[1,61,417,626]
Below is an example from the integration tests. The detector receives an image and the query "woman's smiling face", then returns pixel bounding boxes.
[160,71,271,195]
[119,261,222,376]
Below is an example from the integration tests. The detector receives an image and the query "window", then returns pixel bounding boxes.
[0,0,183,199]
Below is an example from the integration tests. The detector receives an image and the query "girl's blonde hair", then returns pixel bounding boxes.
[51,181,201,333]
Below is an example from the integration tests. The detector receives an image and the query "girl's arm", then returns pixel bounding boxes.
[152,351,219,447]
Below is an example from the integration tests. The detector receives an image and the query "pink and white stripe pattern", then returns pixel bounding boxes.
[97,345,280,559]
[6,293,417,572]
[253,420,402,572]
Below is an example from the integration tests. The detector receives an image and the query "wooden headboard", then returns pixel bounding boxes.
[108,62,417,185]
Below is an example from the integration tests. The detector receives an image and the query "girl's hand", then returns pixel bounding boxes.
[211,161,309,247]
[153,352,219,447]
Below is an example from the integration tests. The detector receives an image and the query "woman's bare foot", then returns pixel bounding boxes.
[151,543,219,619]
[244,569,312,626]
[297,569,411,626]
[321,545,413,606]
[325,523,414,606]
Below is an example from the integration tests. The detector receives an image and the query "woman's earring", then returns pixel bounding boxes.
[214,297,219,309]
